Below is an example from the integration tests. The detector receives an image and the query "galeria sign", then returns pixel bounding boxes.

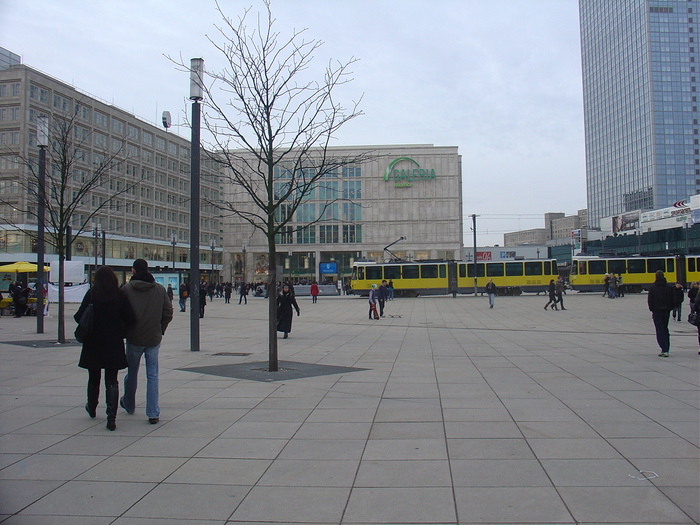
[384,157,437,187]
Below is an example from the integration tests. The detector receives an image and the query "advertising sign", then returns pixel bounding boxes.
[383,157,437,188]
[319,262,338,274]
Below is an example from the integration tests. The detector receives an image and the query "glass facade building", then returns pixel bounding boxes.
[580,0,700,228]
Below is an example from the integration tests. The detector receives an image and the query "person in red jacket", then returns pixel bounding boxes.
[310,281,319,303]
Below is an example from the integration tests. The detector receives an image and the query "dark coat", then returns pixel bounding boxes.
[277,291,300,333]
[672,285,684,305]
[647,277,676,312]
[74,288,136,370]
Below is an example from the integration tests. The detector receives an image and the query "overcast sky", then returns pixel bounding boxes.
[1,0,586,246]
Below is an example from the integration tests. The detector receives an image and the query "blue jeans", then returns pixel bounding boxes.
[488,293,495,307]
[123,343,160,418]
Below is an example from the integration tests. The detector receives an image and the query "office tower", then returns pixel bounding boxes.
[580,0,700,228]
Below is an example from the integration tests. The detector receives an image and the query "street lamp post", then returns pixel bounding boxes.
[210,238,216,282]
[189,57,204,352]
[171,233,177,272]
[242,243,246,284]
[36,116,48,334]
[471,214,479,295]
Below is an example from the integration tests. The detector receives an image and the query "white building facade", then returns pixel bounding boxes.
[223,144,464,284]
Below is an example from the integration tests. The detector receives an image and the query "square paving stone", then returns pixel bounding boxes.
[343,487,457,523]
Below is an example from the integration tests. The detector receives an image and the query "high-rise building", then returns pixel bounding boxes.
[579,0,700,229]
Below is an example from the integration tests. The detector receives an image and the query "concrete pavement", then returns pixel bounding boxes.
[0,291,698,524]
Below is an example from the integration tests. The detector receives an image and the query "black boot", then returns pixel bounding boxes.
[85,382,99,418]
[105,382,119,431]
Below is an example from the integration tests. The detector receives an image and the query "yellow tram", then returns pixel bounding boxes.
[350,259,559,297]
[570,255,700,293]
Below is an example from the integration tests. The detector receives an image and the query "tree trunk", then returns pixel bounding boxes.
[268,234,278,371]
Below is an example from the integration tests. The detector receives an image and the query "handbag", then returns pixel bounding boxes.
[74,303,94,343]
[687,311,700,327]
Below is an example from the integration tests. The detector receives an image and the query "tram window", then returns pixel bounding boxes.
[384,265,401,280]
[647,259,665,273]
[403,265,419,279]
[544,261,552,274]
[689,258,696,272]
[577,261,587,275]
[588,260,606,274]
[505,262,523,276]
[524,262,542,276]
[458,264,467,278]
[467,263,485,277]
[608,260,626,274]
[357,267,364,280]
[366,266,382,280]
[668,258,674,272]
[421,265,438,279]
[486,263,504,277]
[628,259,645,273]
[439,264,446,278]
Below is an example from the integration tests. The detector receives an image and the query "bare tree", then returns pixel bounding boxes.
[177,0,365,370]
[0,106,139,343]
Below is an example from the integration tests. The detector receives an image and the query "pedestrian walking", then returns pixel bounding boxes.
[648,269,675,357]
[368,283,379,319]
[199,282,207,318]
[544,279,558,310]
[485,278,496,308]
[178,282,189,312]
[310,281,319,303]
[75,266,136,431]
[449,278,458,298]
[120,259,173,424]
[672,283,684,322]
[239,282,248,304]
[693,291,700,355]
[388,279,395,300]
[277,283,300,339]
[224,282,232,304]
[166,284,174,303]
[377,279,389,316]
[555,277,566,310]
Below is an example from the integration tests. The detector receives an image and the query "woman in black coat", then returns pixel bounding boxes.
[277,284,300,339]
[74,266,135,431]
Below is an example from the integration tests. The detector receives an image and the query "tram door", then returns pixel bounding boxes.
[447,262,457,292]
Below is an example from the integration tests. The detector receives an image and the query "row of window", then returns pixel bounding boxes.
[277,224,362,244]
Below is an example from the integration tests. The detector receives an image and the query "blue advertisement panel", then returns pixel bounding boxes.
[319,262,337,274]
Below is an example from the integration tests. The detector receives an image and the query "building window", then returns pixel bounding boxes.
[342,224,362,243]
[276,226,294,244]
[94,111,108,128]
[53,93,72,113]
[296,226,316,244]
[319,224,339,243]
[111,119,125,135]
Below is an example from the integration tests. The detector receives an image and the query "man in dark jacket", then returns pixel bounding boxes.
[377,280,389,317]
[647,270,676,357]
[120,259,173,423]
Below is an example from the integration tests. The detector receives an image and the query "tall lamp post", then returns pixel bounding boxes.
[189,57,204,352]
[36,116,48,334]
[242,243,246,283]
[210,238,216,282]
[171,233,177,272]
[471,214,479,296]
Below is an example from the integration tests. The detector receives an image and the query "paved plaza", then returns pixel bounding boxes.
[0,291,698,524]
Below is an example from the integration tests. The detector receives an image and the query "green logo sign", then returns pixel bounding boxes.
[384,157,437,187]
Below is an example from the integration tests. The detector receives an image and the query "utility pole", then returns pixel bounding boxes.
[472,214,478,295]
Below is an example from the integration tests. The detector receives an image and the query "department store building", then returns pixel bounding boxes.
[223,144,464,284]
